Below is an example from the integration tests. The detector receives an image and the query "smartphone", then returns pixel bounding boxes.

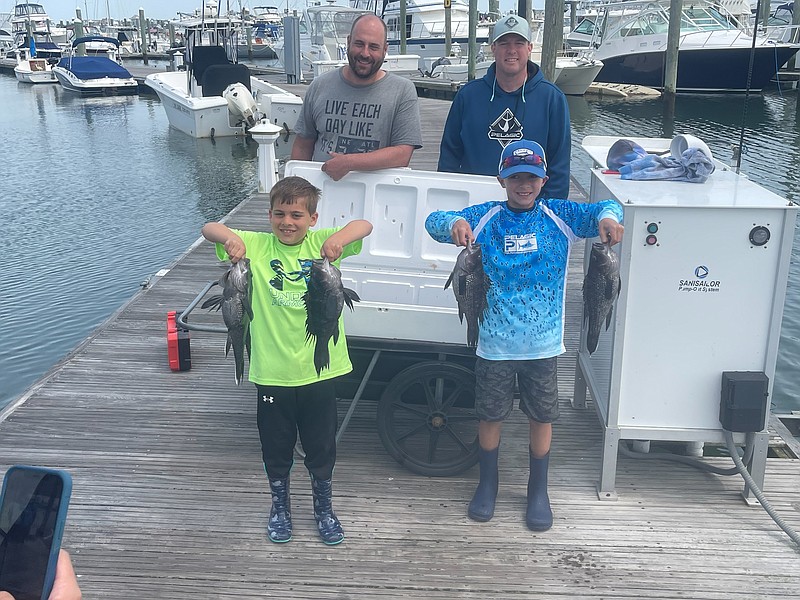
[0,466,72,600]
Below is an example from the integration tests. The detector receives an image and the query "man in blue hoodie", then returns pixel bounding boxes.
[437,15,571,200]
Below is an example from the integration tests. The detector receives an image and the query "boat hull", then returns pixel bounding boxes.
[52,66,138,94]
[595,46,800,92]
[14,63,57,83]
[144,71,302,139]
[236,42,277,60]
[553,58,604,95]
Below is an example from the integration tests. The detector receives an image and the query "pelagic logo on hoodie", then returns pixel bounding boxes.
[488,108,523,147]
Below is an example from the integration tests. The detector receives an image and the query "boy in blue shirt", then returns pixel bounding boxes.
[425,140,624,531]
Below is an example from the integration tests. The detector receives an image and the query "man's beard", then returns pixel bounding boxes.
[347,50,384,80]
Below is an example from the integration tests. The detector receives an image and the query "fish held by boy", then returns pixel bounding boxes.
[582,242,621,355]
[202,258,254,384]
[445,240,489,348]
[303,258,360,375]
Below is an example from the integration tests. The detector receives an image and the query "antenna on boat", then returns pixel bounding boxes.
[735,0,762,174]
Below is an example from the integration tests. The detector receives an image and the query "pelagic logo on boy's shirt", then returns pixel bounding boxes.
[504,233,538,254]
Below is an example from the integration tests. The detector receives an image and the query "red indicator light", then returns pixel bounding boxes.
[646,235,657,245]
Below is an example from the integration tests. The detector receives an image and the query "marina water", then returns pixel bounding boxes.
[1,73,799,420]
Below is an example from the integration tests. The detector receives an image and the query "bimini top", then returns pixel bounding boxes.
[71,35,120,48]
[57,55,132,79]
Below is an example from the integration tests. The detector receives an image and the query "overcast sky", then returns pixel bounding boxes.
[40,0,543,23]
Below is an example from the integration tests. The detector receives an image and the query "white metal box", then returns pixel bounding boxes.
[575,136,797,498]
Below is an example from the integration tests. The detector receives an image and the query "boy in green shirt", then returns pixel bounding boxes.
[202,176,373,545]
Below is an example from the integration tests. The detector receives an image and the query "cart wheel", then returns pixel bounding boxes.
[377,361,478,477]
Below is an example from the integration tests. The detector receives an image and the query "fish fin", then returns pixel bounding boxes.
[343,288,360,310]
[313,340,330,376]
[444,271,454,290]
[242,295,254,321]
[604,308,613,331]
[245,327,252,361]
[225,334,232,357]
[201,294,223,311]
[333,327,340,346]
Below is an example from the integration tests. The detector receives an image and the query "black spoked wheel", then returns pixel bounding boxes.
[377,361,479,477]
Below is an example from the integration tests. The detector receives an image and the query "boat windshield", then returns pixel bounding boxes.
[15,3,46,17]
[603,2,739,40]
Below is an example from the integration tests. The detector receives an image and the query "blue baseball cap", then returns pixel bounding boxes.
[498,140,547,179]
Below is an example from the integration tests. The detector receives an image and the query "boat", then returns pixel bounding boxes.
[145,6,303,139]
[352,0,492,60]
[237,5,281,59]
[6,2,64,61]
[12,44,56,82]
[568,0,800,92]
[273,3,372,72]
[52,36,138,95]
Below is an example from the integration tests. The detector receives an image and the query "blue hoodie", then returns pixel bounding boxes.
[438,61,571,200]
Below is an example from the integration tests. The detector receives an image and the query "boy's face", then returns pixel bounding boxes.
[498,172,547,209]
[269,199,318,246]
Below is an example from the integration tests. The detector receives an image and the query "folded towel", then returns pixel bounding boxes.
[619,148,715,183]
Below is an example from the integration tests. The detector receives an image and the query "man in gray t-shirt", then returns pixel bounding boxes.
[291,14,422,181]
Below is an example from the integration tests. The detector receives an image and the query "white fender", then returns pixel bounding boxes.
[223,82,260,128]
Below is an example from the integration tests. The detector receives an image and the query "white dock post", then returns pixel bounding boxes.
[249,122,284,193]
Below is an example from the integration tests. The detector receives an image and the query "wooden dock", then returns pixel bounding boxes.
[2,83,800,599]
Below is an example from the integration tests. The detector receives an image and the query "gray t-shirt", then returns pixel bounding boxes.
[294,68,422,161]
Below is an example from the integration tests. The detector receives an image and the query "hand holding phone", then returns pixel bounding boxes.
[0,467,72,600]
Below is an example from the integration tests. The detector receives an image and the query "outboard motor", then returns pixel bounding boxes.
[426,57,451,78]
[223,82,261,129]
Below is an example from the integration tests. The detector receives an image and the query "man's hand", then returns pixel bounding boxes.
[321,152,352,181]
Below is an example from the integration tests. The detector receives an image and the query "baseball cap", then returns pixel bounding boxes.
[492,15,531,43]
[498,140,547,179]
[606,138,647,171]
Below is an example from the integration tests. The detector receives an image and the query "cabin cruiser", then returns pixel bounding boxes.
[568,0,800,92]
[145,7,302,139]
[238,5,281,59]
[52,36,138,95]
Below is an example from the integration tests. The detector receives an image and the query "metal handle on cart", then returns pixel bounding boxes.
[175,280,229,334]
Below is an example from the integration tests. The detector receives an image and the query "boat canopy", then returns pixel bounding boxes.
[57,55,132,79]
[71,35,120,48]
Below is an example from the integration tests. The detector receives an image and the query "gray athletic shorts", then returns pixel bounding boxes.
[474,357,559,423]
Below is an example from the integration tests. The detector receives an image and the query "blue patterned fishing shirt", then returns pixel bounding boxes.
[425,199,622,360]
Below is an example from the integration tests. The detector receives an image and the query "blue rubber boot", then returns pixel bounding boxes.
[311,476,345,545]
[526,450,553,532]
[267,478,292,543]
[468,446,499,522]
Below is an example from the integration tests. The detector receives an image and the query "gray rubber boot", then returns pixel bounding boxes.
[526,450,553,531]
[468,446,499,522]
[267,478,292,543]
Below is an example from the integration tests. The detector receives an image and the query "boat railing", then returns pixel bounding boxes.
[760,23,800,45]
[679,27,787,49]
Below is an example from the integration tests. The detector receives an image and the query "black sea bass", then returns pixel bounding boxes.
[303,258,360,375]
[202,258,254,384]
[445,241,490,348]
[582,242,621,355]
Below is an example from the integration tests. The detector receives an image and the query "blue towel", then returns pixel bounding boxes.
[619,148,715,183]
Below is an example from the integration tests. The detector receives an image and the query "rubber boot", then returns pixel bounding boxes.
[468,446,499,522]
[267,478,292,543]
[311,476,345,545]
[526,450,553,532]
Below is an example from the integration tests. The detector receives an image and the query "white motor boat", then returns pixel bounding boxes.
[145,9,303,139]
[353,0,492,61]
[274,4,372,72]
[52,36,138,95]
[567,0,800,92]
[12,44,56,82]
[237,5,281,59]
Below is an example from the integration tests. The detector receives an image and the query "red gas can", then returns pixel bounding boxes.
[167,310,191,372]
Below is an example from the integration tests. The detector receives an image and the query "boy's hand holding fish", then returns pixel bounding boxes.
[202,222,247,263]
[599,218,624,246]
[320,221,374,262]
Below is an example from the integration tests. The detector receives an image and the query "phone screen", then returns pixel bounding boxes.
[0,469,66,600]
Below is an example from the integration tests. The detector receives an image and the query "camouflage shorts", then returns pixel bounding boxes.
[474,357,559,423]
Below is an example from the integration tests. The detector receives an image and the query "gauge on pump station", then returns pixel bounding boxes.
[749,226,770,246]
